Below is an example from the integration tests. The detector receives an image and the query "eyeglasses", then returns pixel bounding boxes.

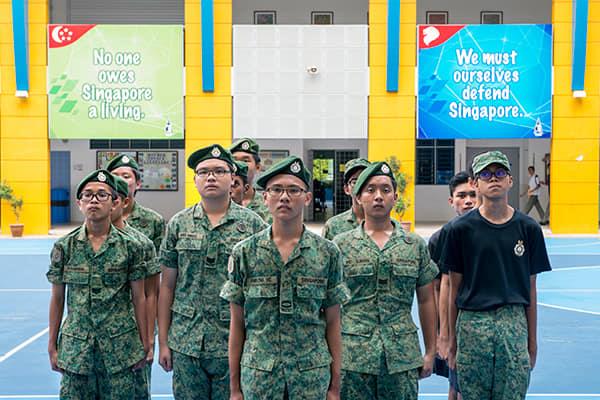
[79,190,113,202]
[195,168,232,178]
[478,168,509,181]
[265,186,307,198]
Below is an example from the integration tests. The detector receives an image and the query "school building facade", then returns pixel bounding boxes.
[0,0,599,234]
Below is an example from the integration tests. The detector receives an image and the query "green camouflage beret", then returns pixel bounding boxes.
[112,175,129,198]
[471,150,511,175]
[187,144,237,171]
[106,153,139,172]
[352,161,396,196]
[344,158,371,184]
[77,169,118,198]
[256,156,311,189]
[233,160,248,179]
[229,138,260,156]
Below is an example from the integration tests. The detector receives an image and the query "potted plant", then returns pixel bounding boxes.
[385,156,412,231]
[0,181,24,237]
[9,196,24,237]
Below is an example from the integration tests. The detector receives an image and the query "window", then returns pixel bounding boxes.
[254,11,276,25]
[481,11,502,24]
[90,139,184,150]
[426,11,448,24]
[311,11,334,25]
[416,140,455,185]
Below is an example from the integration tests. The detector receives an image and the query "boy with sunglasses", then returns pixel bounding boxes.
[157,144,266,399]
[221,156,350,399]
[441,151,551,400]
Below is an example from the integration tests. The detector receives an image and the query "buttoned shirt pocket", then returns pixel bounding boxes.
[63,264,89,285]
[175,238,204,270]
[297,348,331,371]
[345,262,376,301]
[104,318,145,373]
[58,320,92,375]
[241,350,276,372]
[102,265,128,287]
[391,260,418,303]
[385,322,423,374]
[296,276,328,323]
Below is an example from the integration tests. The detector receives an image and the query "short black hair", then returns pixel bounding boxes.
[449,171,471,196]
[528,165,535,172]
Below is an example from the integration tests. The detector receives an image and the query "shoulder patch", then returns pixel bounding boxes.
[51,246,63,263]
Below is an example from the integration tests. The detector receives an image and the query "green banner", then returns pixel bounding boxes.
[48,25,184,139]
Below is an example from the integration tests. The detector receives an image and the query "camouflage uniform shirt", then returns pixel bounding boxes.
[322,208,359,241]
[333,222,439,375]
[246,190,272,224]
[127,202,166,251]
[119,223,161,278]
[159,201,266,358]
[47,225,147,375]
[220,228,351,374]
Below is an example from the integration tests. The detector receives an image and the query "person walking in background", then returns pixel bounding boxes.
[520,166,545,223]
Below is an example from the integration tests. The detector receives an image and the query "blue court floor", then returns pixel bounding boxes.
[0,237,599,399]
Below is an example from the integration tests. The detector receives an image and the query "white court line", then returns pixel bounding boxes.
[0,289,51,292]
[539,302,600,316]
[0,327,49,363]
[548,241,600,249]
[551,265,600,272]
[539,289,600,293]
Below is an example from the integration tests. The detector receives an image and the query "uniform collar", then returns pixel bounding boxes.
[358,219,405,250]
[128,202,142,220]
[193,200,239,226]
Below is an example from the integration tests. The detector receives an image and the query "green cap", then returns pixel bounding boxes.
[229,138,260,156]
[76,169,118,198]
[106,153,140,172]
[256,156,311,189]
[471,150,511,175]
[112,175,129,198]
[344,158,371,184]
[352,161,395,196]
[233,160,248,179]
[187,144,237,172]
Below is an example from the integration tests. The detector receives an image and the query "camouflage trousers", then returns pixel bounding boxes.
[241,361,331,400]
[59,348,144,399]
[456,305,531,400]
[133,362,151,399]
[340,354,418,400]
[172,351,229,400]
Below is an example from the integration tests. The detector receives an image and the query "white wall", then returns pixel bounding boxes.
[233,25,369,140]
[50,140,185,223]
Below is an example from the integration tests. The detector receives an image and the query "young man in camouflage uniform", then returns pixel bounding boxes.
[47,169,149,399]
[229,138,272,223]
[231,160,251,206]
[158,144,266,399]
[442,151,552,400]
[221,156,350,400]
[322,158,370,241]
[107,153,165,392]
[112,175,162,399]
[428,171,477,400]
[334,161,438,400]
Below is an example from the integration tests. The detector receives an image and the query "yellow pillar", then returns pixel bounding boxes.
[184,0,233,206]
[0,0,50,235]
[551,0,600,233]
[368,0,416,226]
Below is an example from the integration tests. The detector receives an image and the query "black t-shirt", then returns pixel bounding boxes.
[441,209,552,311]
[428,228,442,279]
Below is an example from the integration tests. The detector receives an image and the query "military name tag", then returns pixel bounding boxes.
[247,276,277,285]
[178,232,203,240]
[297,276,327,286]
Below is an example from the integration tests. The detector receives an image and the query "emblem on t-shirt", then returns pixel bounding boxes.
[514,240,525,257]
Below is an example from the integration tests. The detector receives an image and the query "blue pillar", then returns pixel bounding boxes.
[386,0,400,92]
[201,0,215,92]
[11,0,29,97]
[572,0,589,96]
